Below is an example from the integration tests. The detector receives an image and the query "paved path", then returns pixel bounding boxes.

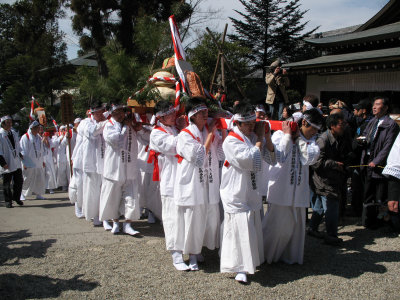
[0,192,399,299]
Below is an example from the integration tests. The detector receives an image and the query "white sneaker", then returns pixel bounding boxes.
[36,195,45,200]
[111,222,120,234]
[235,272,247,283]
[189,254,199,271]
[147,211,156,224]
[103,221,112,231]
[122,223,139,236]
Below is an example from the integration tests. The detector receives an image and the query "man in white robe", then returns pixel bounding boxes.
[263,108,323,265]
[219,103,275,283]
[42,132,57,194]
[56,125,69,190]
[69,117,88,218]
[81,102,108,227]
[0,116,24,207]
[149,101,186,270]
[136,113,161,223]
[20,121,46,200]
[99,105,141,235]
[174,97,223,271]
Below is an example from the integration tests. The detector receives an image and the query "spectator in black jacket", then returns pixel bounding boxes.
[308,113,352,245]
[358,97,399,229]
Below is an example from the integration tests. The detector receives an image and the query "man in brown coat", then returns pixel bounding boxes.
[265,59,290,120]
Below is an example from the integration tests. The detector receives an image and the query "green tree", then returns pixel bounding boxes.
[230,0,318,77]
[0,1,67,118]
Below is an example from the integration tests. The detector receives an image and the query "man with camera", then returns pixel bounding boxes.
[265,59,290,120]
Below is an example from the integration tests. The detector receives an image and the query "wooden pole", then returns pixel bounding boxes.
[209,24,228,93]
[209,53,221,92]
[206,27,247,99]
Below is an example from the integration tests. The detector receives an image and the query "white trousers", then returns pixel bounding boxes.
[44,157,57,190]
[138,171,162,219]
[174,204,207,255]
[83,172,102,221]
[99,177,140,221]
[161,195,178,251]
[57,161,69,187]
[262,204,306,264]
[220,210,264,274]
[68,168,83,207]
[22,167,46,197]
[203,203,220,250]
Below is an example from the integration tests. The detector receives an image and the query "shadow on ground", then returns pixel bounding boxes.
[0,273,99,299]
[0,230,56,266]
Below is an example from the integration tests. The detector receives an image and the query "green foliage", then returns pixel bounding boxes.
[0,1,67,121]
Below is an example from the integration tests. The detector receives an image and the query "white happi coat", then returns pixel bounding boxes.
[174,122,223,207]
[267,130,320,207]
[20,129,46,196]
[99,118,139,221]
[0,128,22,174]
[149,123,180,250]
[220,126,275,213]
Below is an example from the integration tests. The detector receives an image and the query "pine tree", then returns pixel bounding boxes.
[229,0,318,77]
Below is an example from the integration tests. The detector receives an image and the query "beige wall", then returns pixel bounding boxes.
[306,70,400,96]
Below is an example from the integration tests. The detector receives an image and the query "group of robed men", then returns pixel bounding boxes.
[61,97,325,284]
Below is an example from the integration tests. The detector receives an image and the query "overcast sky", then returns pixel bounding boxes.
[1,0,390,59]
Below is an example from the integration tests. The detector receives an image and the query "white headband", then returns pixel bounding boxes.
[90,106,104,113]
[110,105,125,113]
[303,101,313,111]
[1,116,12,124]
[233,112,257,122]
[188,105,208,120]
[74,118,82,123]
[156,106,176,118]
[255,107,266,114]
[29,120,40,129]
[303,114,322,130]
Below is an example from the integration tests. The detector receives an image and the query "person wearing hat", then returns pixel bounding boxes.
[81,101,108,227]
[265,58,290,120]
[99,104,141,236]
[173,97,224,271]
[19,120,46,200]
[149,100,185,270]
[219,102,275,283]
[0,116,24,208]
[263,108,324,265]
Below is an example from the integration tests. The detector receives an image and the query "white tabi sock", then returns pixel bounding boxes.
[103,221,112,231]
[111,222,120,234]
[92,217,102,226]
[235,272,247,283]
[122,223,139,236]
[20,194,26,201]
[171,251,189,271]
[189,254,199,271]
[147,211,156,224]
[74,203,84,218]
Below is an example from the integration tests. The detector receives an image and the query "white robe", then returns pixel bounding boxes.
[82,117,106,221]
[99,118,140,221]
[0,128,22,174]
[56,134,69,187]
[43,139,57,190]
[149,124,180,251]
[174,122,223,254]
[137,126,162,219]
[263,130,320,264]
[220,127,274,274]
[20,130,46,197]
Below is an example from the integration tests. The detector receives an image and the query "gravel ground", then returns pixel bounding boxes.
[0,191,399,300]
